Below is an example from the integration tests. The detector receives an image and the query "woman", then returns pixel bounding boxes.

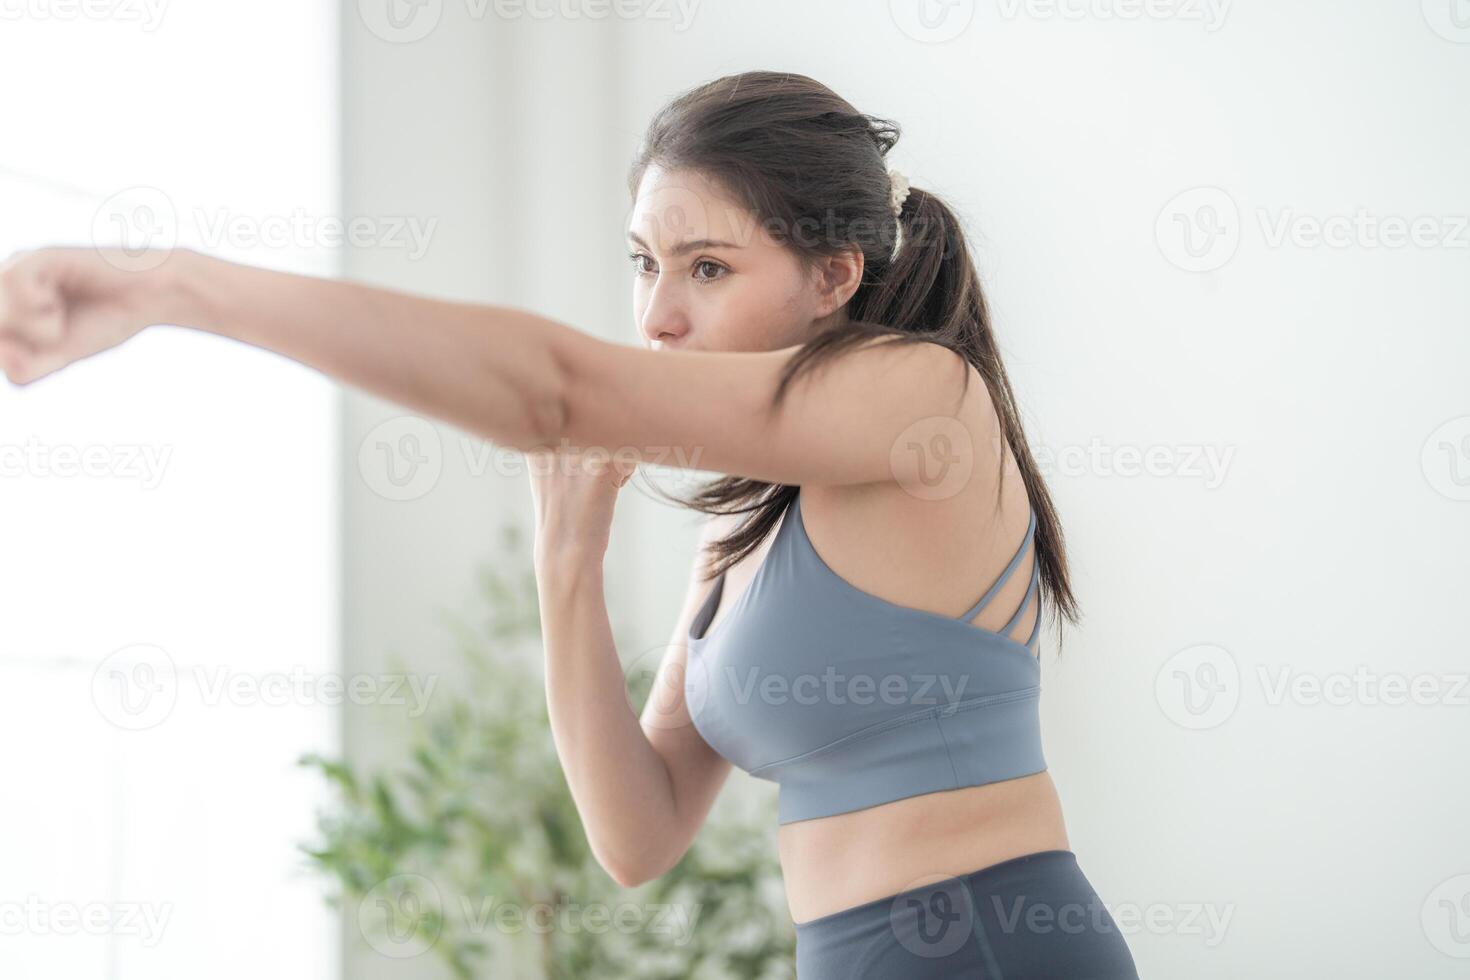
[0,71,1139,978]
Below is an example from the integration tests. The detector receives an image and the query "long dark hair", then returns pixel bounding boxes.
[628,70,1079,644]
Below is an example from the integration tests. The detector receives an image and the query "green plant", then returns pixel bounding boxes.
[299,523,796,979]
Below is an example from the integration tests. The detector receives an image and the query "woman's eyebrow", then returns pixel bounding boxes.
[626,231,743,255]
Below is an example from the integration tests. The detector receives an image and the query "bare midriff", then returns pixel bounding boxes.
[777,770,1070,925]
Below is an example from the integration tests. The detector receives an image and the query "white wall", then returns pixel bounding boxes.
[337,5,639,979]
[0,3,341,978]
[339,2,1470,977]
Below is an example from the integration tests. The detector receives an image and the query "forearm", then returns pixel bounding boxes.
[534,556,680,884]
[160,248,568,452]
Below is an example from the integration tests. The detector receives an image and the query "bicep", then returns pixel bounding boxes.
[553,328,984,487]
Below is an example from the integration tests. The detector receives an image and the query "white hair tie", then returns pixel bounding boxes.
[887,167,912,217]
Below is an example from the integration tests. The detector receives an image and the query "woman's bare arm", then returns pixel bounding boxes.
[167,249,566,454]
[537,519,731,887]
[1,247,985,488]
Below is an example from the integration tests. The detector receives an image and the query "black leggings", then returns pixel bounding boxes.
[793,849,1140,979]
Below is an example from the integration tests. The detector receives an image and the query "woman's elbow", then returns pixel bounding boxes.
[501,313,571,453]
[521,381,568,454]
[604,860,652,890]
[599,849,664,889]
[596,831,686,889]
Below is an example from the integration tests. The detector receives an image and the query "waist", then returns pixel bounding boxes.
[778,770,1068,925]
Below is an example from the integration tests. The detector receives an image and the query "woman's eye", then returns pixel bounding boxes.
[628,253,725,283]
[693,260,726,282]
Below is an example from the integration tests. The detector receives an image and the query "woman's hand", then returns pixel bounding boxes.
[0,246,173,386]
[527,444,637,568]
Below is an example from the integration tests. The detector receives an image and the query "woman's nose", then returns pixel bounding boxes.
[639,286,692,347]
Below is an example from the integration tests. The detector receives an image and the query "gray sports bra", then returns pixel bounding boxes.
[685,488,1045,824]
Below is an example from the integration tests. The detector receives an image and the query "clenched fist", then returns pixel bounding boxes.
[0,246,175,386]
[527,444,638,569]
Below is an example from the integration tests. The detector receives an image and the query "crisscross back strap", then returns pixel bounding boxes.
[958,506,1037,624]
[1000,555,1041,640]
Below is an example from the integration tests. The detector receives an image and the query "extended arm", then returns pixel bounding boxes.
[0,246,980,486]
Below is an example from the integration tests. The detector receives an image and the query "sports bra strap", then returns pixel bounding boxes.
[1024,564,1044,650]
[1000,555,1041,639]
[958,506,1037,624]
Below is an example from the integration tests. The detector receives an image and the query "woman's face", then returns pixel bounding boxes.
[627,164,861,353]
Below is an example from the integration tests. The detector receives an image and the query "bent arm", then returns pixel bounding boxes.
[536,530,731,887]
